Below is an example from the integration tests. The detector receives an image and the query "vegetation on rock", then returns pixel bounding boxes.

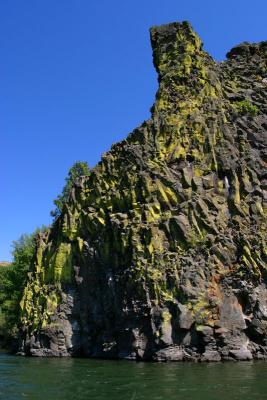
[18,22,267,361]
[232,99,259,116]
[51,161,90,218]
[0,229,46,344]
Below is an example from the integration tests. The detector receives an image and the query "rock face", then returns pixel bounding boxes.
[19,22,267,361]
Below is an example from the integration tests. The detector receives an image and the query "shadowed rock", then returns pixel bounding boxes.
[19,22,267,361]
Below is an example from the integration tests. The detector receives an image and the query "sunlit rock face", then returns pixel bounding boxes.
[19,22,267,361]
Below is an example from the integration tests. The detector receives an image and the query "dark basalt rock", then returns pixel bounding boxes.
[19,21,267,361]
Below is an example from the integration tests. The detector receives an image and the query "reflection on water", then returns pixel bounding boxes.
[0,352,266,400]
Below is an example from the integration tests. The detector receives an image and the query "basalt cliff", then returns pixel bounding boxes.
[19,22,267,361]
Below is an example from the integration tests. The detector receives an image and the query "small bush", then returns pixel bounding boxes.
[233,99,258,116]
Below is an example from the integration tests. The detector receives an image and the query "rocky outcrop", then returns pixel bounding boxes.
[19,22,267,361]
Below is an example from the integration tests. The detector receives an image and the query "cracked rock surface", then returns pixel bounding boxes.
[19,21,267,361]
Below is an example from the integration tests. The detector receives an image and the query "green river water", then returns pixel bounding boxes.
[0,352,266,400]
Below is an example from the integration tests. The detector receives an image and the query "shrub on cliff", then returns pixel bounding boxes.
[51,161,90,218]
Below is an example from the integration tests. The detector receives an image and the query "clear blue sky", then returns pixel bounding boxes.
[1,0,267,261]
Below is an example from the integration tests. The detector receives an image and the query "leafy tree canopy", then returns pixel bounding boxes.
[0,226,47,339]
[51,161,90,218]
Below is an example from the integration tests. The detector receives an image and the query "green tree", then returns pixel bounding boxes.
[0,227,46,341]
[51,161,90,218]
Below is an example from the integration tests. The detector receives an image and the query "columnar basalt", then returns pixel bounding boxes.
[19,22,267,361]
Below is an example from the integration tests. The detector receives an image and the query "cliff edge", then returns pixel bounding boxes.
[19,22,267,361]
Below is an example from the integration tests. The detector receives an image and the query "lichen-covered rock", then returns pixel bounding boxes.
[19,21,267,361]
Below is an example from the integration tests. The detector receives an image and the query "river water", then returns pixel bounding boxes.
[0,352,266,400]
